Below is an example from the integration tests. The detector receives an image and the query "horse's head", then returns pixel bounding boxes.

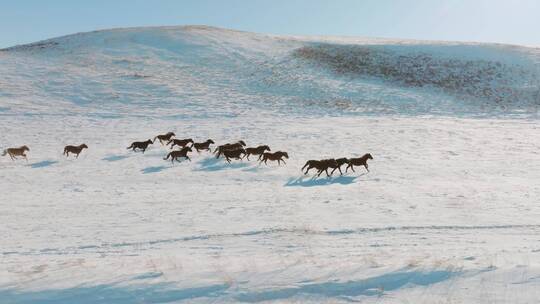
[280,151,289,159]
[169,132,176,137]
[187,138,194,143]
[146,139,153,144]
[239,140,247,146]
[366,153,373,160]
[81,144,88,149]
[185,147,193,152]
[207,139,215,144]
[263,145,271,152]
[22,145,30,151]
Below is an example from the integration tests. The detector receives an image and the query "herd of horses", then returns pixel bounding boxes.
[2,131,372,177]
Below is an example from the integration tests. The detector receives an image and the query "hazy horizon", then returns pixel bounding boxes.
[1,0,539,48]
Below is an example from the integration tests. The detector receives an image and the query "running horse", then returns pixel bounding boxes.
[2,146,30,161]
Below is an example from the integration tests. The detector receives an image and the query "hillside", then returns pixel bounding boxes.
[1,25,538,117]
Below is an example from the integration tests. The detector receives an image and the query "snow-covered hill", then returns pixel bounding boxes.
[1,26,540,303]
[1,25,538,116]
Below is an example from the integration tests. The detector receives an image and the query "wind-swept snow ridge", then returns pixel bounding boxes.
[1,25,538,116]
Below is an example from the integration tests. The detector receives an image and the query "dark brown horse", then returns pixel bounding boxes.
[345,153,373,173]
[63,144,88,158]
[127,139,153,153]
[164,147,192,163]
[244,145,271,160]
[329,158,349,175]
[167,138,194,149]
[153,132,175,145]
[302,159,339,177]
[214,141,246,158]
[222,148,246,163]
[2,145,30,161]
[193,139,215,152]
[260,151,289,165]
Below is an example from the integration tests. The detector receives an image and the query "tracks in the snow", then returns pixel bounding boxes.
[4,224,540,257]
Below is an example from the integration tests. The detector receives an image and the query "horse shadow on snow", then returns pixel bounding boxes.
[285,175,360,187]
[196,157,250,172]
[28,160,58,168]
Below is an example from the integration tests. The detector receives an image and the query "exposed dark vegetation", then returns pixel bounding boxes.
[294,44,540,105]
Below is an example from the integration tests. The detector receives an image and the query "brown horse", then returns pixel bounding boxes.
[63,144,88,158]
[222,148,246,163]
[2,145,30,161]
[193,139,215,152]
[167,138,194,149]
[260,151,289,166]
[302,159,339,177]
[214,141,246,158]
[329,158,349,175]
[127,139,153,153]
[153,132,175,145]
[164,147,192,163]
[244,145,271,160]
[345,153,373,173]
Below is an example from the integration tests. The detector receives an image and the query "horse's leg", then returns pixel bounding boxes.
[186,156,191,162]
[338,166,343,175]
[364,164,369,172]
[76,152,79,159]
[246,154,250,161]
[331,167,337,175]
[9,153,15,161]
[350,165,356,172]
[317,169,324,177]
[23,154,28,162]
[281,158,286,165]
[226,156,231,163]
[325,169,330,177]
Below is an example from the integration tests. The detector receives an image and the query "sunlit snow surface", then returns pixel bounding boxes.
[1,26,540,303]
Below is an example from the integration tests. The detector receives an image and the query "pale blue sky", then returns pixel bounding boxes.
[1,0,539,48]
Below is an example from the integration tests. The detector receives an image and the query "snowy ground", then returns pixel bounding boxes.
[1,26,540,303]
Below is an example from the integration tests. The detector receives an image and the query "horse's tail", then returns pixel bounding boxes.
[163,152,171,160]
[126,144,132,149]
[153,136,158,143]
[63,147,67,155]
[1,149,6,156]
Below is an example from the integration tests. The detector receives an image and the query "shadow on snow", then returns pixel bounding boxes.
[102,155,129,162]
[285,175,358,187]
[141,165,171,174]
[0,282,230,304]
[236,269,456,302]
[195,157,250,172]
[28,160,58,168]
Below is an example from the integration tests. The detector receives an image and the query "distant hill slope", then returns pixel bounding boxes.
[1,25,538,116]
